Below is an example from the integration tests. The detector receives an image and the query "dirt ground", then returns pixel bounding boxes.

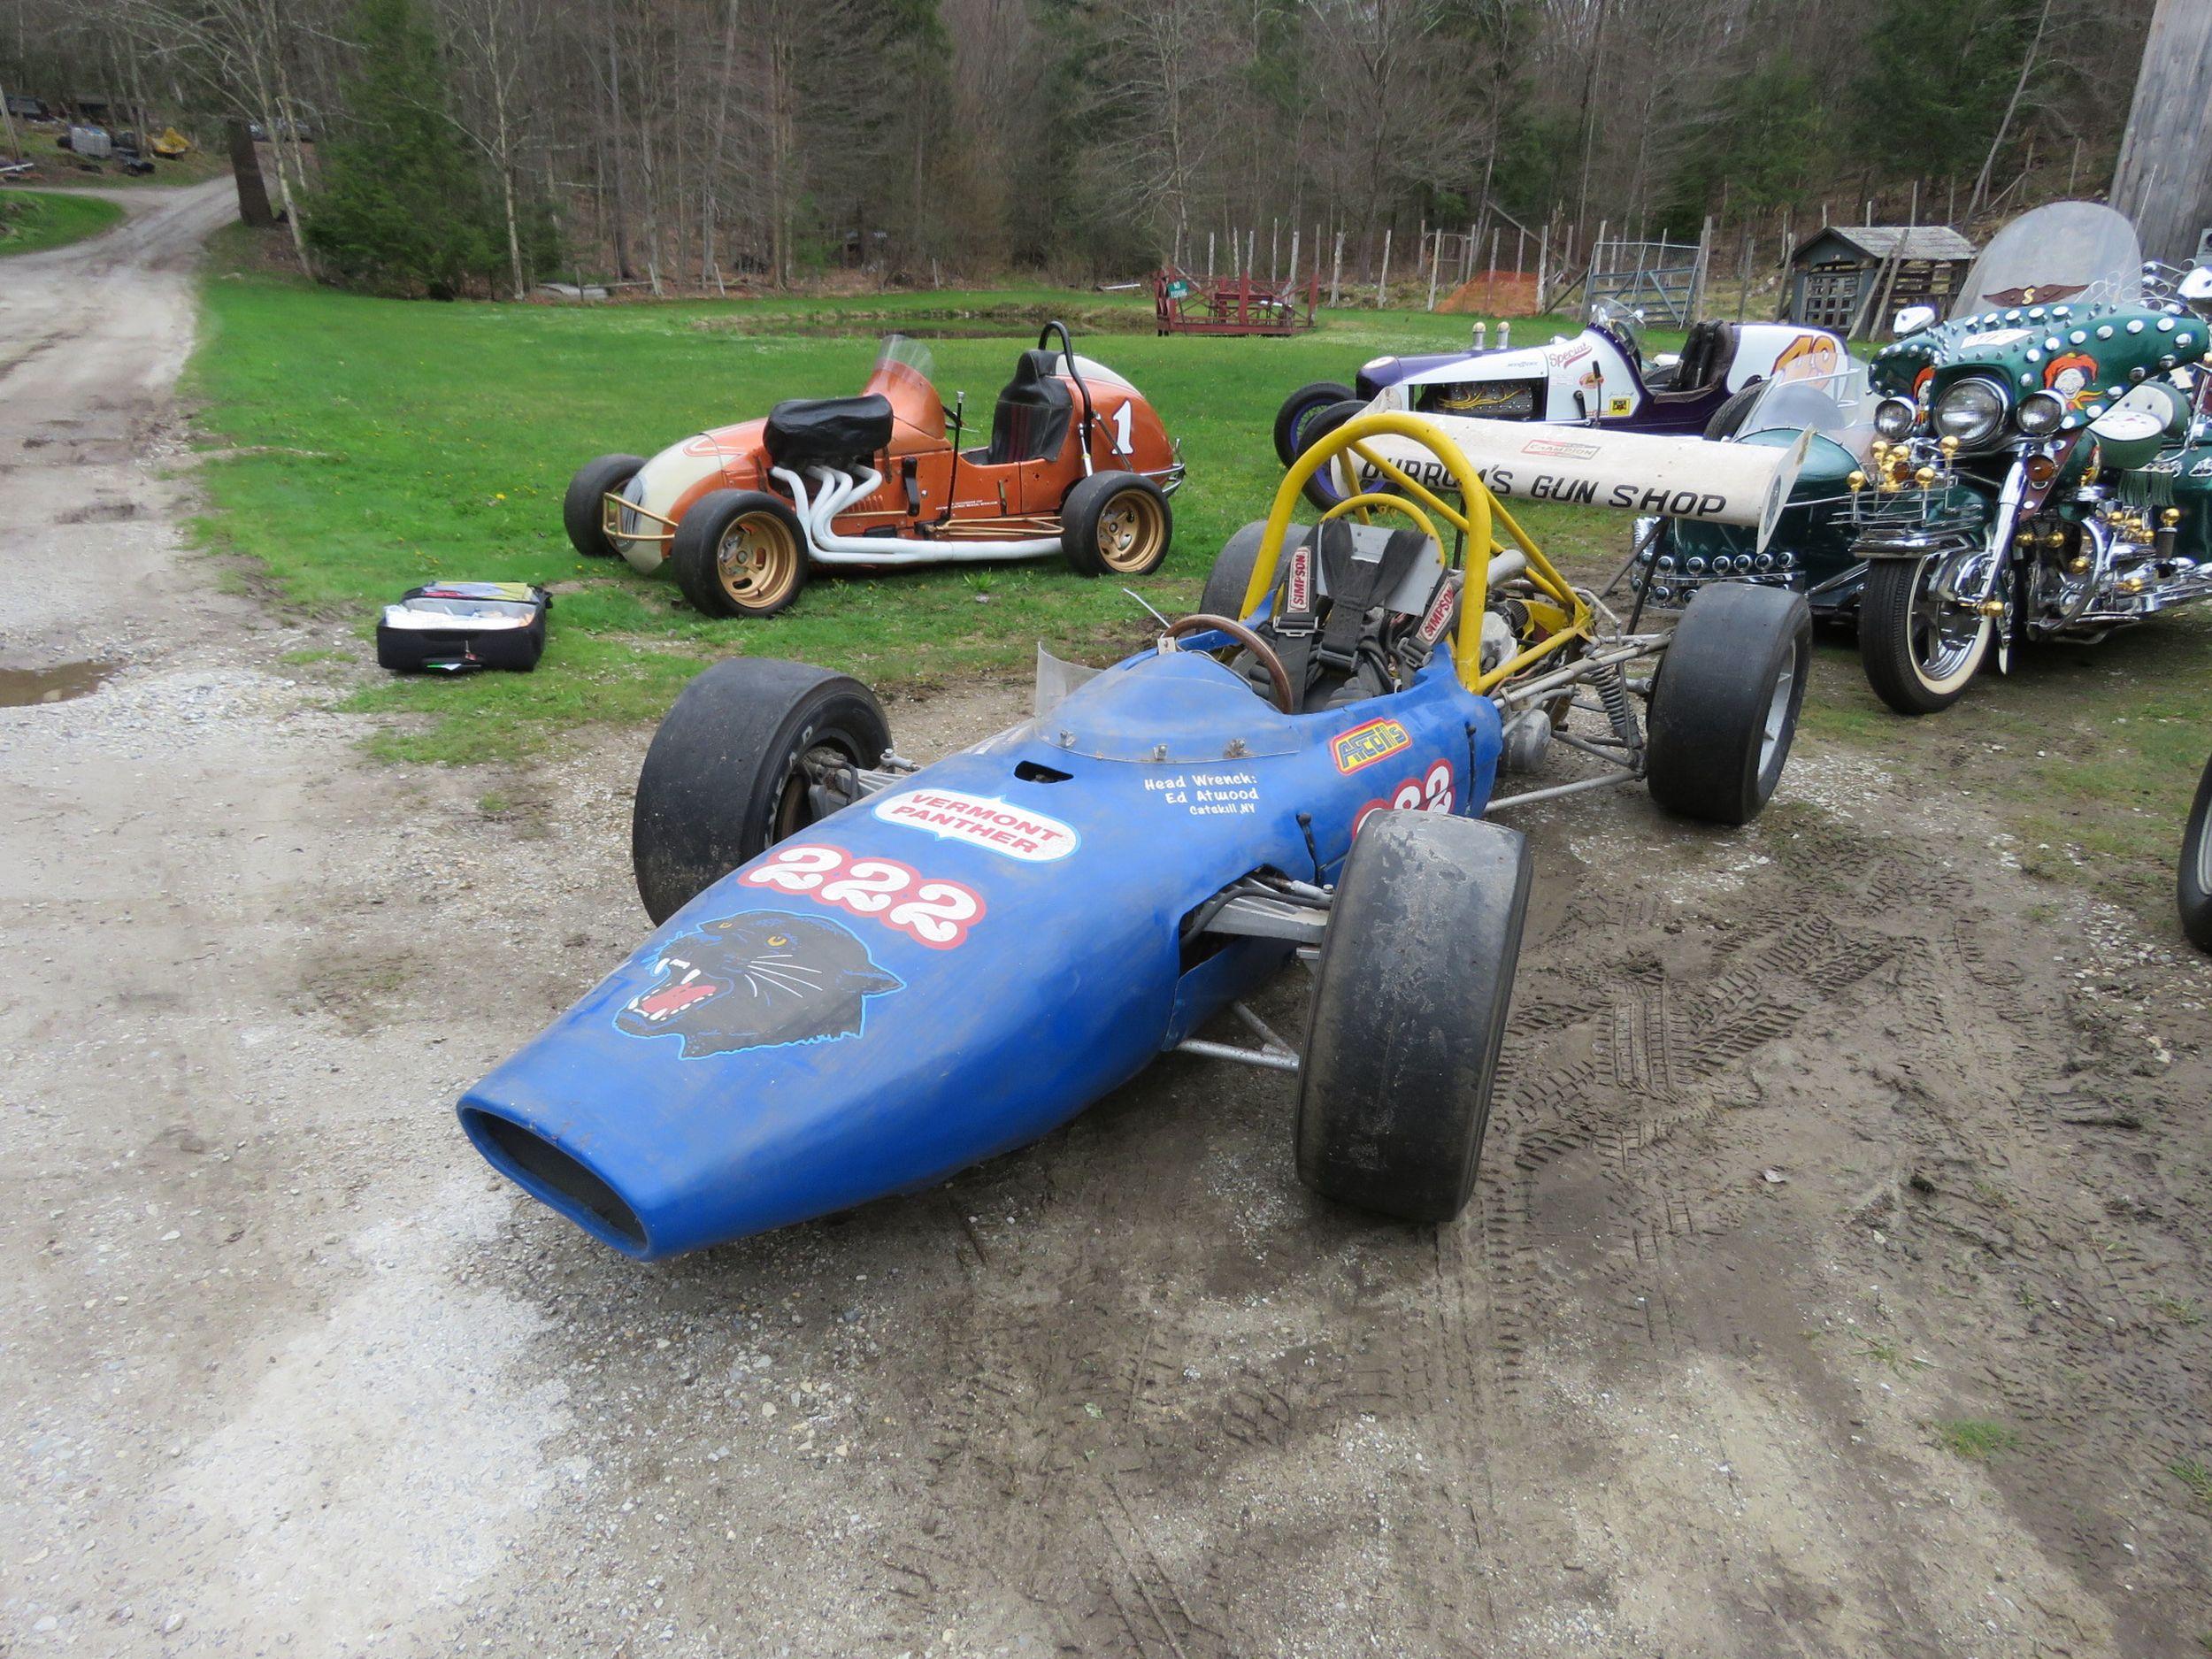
[4,184,2210,1659]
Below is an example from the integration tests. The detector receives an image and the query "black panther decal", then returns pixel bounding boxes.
[615,912,902,1058]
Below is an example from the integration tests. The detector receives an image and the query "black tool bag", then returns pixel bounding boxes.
[763,394,895,469]
[376,582,551,673]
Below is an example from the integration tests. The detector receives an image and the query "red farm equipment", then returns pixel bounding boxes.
[1152,267,1320,337]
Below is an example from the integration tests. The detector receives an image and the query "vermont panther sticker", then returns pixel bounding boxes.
[616,912,902,1058]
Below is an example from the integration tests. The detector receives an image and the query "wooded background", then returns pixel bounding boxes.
[0,0,2158,296]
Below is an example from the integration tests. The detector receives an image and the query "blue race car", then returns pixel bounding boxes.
[459,414,1811,1258]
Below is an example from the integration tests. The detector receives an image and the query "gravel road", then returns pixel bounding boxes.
[4,183,2210,1658]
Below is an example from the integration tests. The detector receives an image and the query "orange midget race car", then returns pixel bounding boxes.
[564,325,1186,618]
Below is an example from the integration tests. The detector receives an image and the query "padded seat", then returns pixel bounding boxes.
[763,393,894,469]
[1654,321,1740,399]
[985,351,1074,465]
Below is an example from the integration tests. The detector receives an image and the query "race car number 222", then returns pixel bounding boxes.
[740,843,986,949]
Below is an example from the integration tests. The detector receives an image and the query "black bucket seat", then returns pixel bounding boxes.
[1655,321,1740,399]
[985,350,1075,465]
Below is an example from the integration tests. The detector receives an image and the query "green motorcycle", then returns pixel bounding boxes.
[1853,201,2212,713]
[1634,202,2212,712]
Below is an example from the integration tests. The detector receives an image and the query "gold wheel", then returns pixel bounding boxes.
[717,512,801,611]
[1095,488,1167,574]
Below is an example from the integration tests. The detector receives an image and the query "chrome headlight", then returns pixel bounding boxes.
[1873,396,1918,441]
[2016,389,2066,437]
[1933,378,2007,448]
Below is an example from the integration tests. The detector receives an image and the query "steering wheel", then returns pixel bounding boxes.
[1162,613,1295,715]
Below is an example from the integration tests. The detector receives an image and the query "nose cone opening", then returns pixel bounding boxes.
[460,1109,650,1256]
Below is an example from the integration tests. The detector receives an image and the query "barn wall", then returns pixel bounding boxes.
[2113,0,2212,264]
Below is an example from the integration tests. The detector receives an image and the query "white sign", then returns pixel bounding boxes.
[1352,409,1811,551]
[872,789,1079,862]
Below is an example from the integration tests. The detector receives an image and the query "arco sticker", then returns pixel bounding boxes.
[1352,759,1455,836]
[872,788,1078,863]
[739,843,985,949]
[1331,717,1412,773]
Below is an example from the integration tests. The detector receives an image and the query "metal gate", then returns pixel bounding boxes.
[1585,237,1705,326]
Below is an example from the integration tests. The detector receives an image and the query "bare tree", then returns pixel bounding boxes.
[434,0,546,297]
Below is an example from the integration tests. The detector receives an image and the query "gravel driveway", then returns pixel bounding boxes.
[4,183,2209,1658]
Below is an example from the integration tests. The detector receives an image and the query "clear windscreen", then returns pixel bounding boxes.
[1951,203,2143,319]
[1734,361,1878,462]
[1589,297,1643,360]
[875,334,935,383]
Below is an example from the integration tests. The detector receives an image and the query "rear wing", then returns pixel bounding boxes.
[1335,410,1812,552]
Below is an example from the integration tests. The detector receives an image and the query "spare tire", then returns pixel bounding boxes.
[1702,380,1763,441]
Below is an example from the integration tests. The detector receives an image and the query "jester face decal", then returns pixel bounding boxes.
[2044,350,2101,409]
[616,912,902,1058]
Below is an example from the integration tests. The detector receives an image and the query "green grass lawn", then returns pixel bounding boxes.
[184,236,2212,931]
[0,189,124,256]
[187,230,1614,762]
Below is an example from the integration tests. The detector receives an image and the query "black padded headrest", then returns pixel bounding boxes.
[1018,349,1072,386]
[763,393,894,468]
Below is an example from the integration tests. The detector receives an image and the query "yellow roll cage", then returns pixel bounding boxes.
[1235,411,1594,694]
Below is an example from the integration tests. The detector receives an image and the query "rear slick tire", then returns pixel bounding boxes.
[1858,555,1991,715]
[1061,472,1172,577]
[1295,810,1531,1224]
[632,660,890,926]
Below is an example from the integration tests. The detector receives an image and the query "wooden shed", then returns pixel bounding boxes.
[1786,226,1976,337]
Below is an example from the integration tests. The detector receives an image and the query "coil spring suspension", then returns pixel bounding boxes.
[1592,662,1643,764]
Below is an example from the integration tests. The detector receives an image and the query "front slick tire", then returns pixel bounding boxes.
[1296,811,1532,1224]
[2179,755,2212,954]
[632,659,890,925]
[671,489,809,618]
[1858,554,1992,715]
[564,453,646,558]
[1061,472,1172,577]
[1645,582,1812,825]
